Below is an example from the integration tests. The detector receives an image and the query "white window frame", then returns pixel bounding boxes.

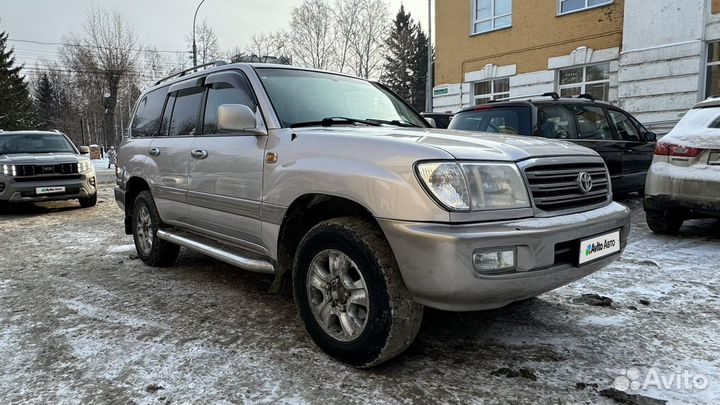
[472,77,510,105]
[705,41,720,98]
[471,0,513,35]
[556,62,610,101]
[557,0,613,16]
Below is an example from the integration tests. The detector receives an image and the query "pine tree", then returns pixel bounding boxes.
[0,29,35,130]
[380,6,415,104]
[381,6,431,112]
[34,73,55,130]
[411,25,429,112]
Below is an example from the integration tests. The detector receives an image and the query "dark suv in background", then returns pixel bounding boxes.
[448,94,657,195]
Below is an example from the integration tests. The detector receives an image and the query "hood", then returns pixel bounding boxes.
[297,127,598,161]
[0,152,80,164]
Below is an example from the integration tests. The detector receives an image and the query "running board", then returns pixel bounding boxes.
[156,229,275,274]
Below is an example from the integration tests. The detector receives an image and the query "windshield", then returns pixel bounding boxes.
[0,133,76,155]
[449,106,532,135]
[257,68,427,128]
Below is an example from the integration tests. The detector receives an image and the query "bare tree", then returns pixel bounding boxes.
[64,7,140,147]
[349,0,388,79]
[245,31,288,63]
[333,0,361,74]
[186,20,221,65]
[290,0,336,70]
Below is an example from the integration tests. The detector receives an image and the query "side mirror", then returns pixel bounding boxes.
[425,117,437,128]
[217,104,267,135]
[79,146,90,154]
[644,131,657,142]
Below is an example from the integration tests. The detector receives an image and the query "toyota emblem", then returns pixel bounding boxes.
[577,172,593,193]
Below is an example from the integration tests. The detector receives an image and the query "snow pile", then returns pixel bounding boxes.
[662,107,720,149]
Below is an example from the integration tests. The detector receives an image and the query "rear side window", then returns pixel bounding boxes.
[131,88,167,137]
[203,81,256,134]
[572,106,613,140]
[168,87,204,136]
[538,106,575,139]
[448,106,531,135]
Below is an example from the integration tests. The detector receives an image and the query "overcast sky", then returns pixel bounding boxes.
[2,0,433,68]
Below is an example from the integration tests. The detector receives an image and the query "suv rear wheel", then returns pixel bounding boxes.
[292,217,423,368]
[132,191,180,266]
[645,209,684,235]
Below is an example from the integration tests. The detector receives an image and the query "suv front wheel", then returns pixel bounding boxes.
[292,217,423,368]
[132,191,180,266]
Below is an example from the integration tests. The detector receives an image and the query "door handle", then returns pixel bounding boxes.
[191,149,209,159]
[148,147,160,156]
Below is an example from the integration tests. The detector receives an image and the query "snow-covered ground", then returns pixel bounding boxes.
[0,186,718,405]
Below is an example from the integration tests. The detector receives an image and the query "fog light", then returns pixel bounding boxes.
[473,248,516,274]
[89,176,96,187]
[0,182,5,193]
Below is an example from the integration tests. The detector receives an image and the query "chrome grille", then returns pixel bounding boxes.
[14,163,79,177]
[524,162,609,212]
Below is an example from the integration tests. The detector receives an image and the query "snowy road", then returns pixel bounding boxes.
[0,182,718,405]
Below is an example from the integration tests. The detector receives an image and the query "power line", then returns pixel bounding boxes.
[8,37,186,55]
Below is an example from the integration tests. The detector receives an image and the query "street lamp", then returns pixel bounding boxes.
[192,0,207,66]
[425,0,433,113]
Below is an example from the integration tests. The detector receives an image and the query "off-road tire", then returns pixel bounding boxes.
[645,209,684,235]
[78,193,98,208]
[132,190,180,266]
[293,216,423,368]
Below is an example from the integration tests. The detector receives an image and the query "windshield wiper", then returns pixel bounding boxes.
[365,118,423,128]
[290,117,382,128]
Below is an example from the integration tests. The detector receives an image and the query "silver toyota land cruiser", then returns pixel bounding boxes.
[0,130,97,210]
[115,63,630,367]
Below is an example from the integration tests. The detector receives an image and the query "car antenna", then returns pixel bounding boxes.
[541,92,560,101]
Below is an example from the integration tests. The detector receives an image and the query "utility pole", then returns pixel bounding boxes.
[425,0,433,113]
[192,0,207,66]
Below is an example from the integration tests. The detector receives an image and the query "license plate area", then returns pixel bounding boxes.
[578,229,621,265]
[35,186,66,195]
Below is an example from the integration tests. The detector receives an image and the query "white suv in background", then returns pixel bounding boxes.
[644,98,720,234]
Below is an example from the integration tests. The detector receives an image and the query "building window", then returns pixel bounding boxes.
[557,62,610,101]
[472,0,512,34]
[473,78,510,105]
[706,42,720,98]
[558,0,612,15]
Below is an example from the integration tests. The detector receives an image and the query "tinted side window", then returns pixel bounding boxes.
[131,88,167,137]
[203,81,256,134]
[448,107,531,135]
[159,93,176,137]
[608,109,641,141]
[538,106,575,139]
[168,87,204,136]
[573,106,613,140]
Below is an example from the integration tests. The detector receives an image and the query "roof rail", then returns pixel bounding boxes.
[541,92,560,100]
[155,60,229,86]
[577,93,595,101]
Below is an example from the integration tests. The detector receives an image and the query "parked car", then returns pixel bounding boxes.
[0,130,97,211]
[448,94,657,195]
[115,63,630,367]
[421,112,454,129]
[644,98,720,234]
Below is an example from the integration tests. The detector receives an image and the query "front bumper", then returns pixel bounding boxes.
[379,202,631,311]
[0,173,97,203]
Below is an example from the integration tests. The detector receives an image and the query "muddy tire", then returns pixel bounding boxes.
[78,193,97,208]
[645,209,684,235]
[292,216,423,368]
[132,191,180,267]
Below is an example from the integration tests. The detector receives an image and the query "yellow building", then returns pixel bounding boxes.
[433,0,720,132]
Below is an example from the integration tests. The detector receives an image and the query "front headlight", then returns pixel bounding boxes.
[1,164,16,176]
[416,161,530,212]
[78,160,93,173]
